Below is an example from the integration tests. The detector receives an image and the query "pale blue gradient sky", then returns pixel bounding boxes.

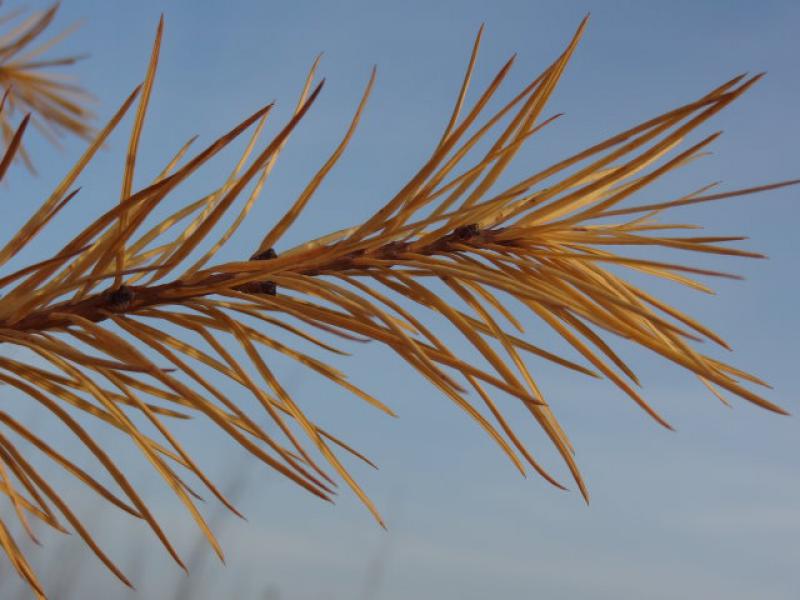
[1,1,799,599]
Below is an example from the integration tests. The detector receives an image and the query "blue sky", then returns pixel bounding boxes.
[1,1,799,598]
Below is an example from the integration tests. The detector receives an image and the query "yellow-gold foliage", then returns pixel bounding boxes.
[0,4,92,173]
[0,11,795,598]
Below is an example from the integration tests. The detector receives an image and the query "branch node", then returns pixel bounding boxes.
[107,285,134,311]
[250,247,278,261]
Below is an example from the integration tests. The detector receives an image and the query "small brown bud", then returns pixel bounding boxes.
[250,248,278,261]
[453,223,480,241]
[257,281,277,296]
[108,285,134,310]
